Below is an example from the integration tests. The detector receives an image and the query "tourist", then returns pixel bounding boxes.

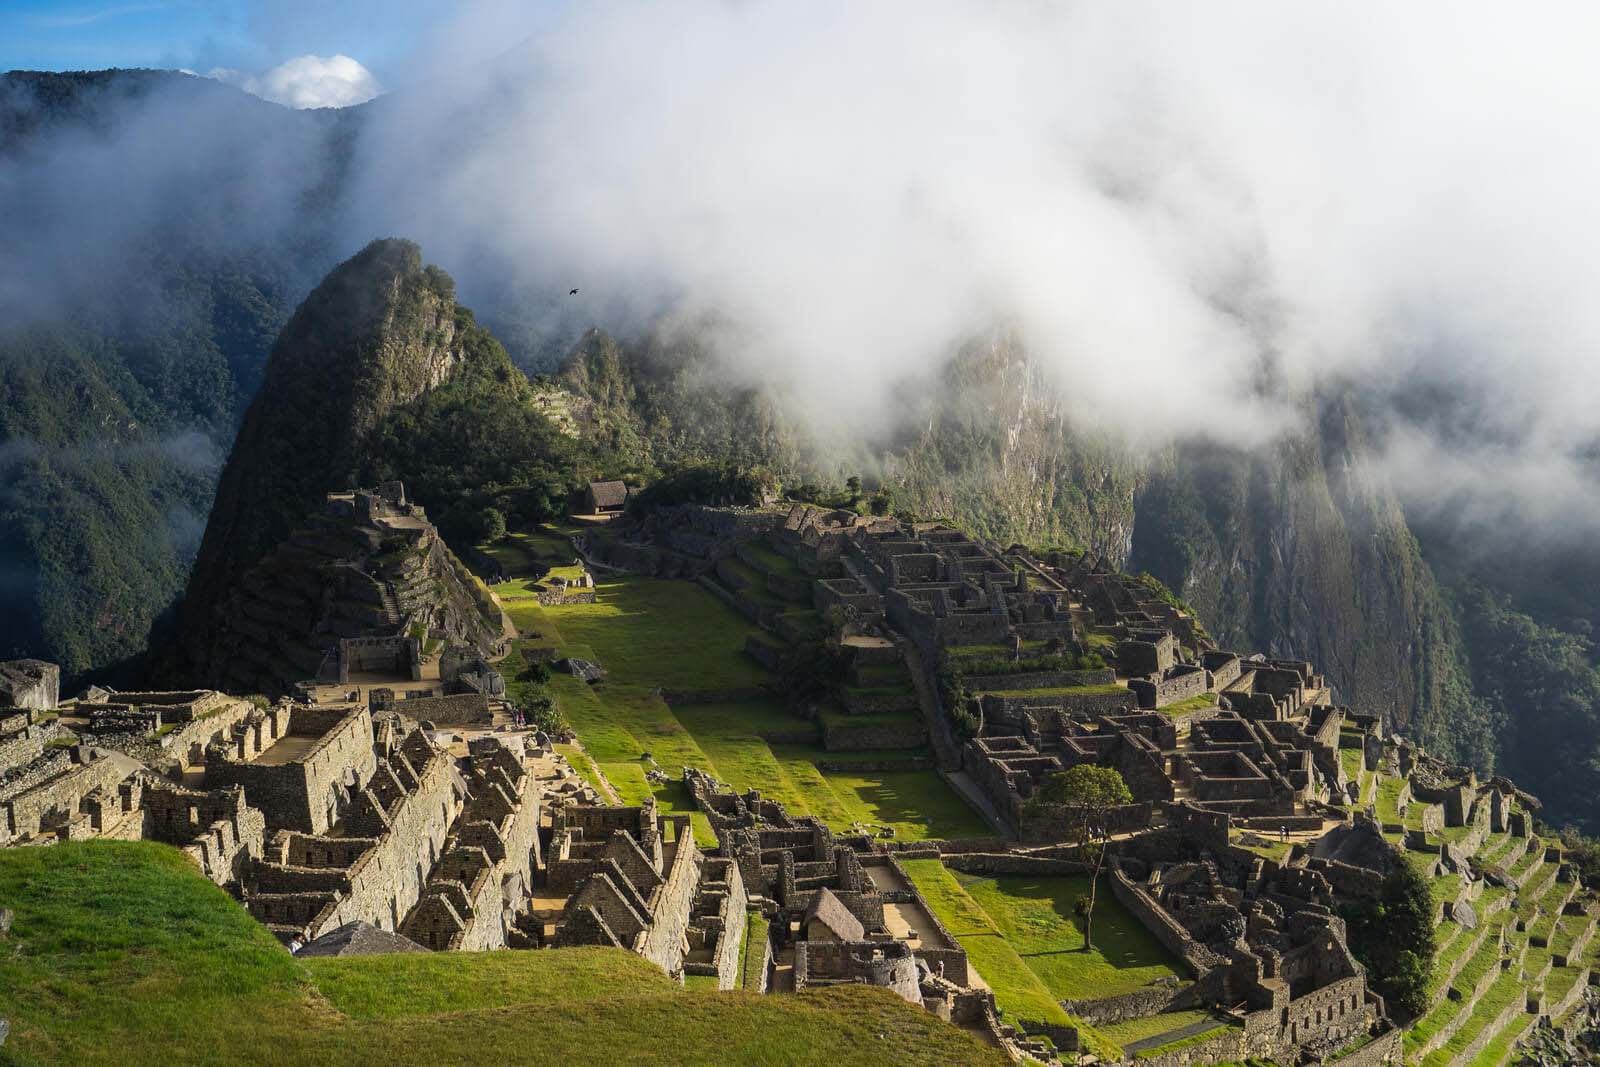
[288,936,303,955]
[1279,825,1288,843]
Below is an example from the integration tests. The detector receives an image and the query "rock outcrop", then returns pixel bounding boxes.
[170,239,478,686]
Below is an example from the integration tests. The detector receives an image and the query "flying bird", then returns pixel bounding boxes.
[569,288,579,296]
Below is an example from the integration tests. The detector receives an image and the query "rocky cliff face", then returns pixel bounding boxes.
[1128,396,1491,767]
[171,239,474,684]
[886,334,1141,561]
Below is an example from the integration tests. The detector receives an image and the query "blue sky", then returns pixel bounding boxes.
[0,0,437,82]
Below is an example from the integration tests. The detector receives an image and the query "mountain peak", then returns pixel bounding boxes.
[170,238,472,680]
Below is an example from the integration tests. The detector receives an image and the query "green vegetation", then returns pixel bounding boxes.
[554,743,609,797]
[495,570,986,843]
[1096,1010,1216,1047]
[1340,860,1437,1020]
[1130,573,1211,642]
[948,651,1108,677]
[740,913,770,992]
[0,841,1003,1067]
[899,858,1182,1059]
[978,684,1125,699]
[627,463,778,517]
[1028,764,1133,949]
[956,873,1181,998]
[1158,691,1219,718]
[354,297,609,547]
[1129,1022,1236,1060]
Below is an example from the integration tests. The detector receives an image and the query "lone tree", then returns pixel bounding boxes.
[1036,764,1132,950]
[1338,860,1436,1019]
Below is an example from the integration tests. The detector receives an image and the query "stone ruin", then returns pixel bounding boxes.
[198,483,508,700]
[6,497,1587,1065]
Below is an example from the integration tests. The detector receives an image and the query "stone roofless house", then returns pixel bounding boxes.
[243,720,465,944]
[399,735,543,951]
[550,797,704,975]
[205,703,378,835]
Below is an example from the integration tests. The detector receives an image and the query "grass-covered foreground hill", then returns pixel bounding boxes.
[0,842,1005,1067]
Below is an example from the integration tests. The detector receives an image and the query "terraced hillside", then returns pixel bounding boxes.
[0,842,1006,1067]
[1370,774,1597,1066]
[486,525,990,847]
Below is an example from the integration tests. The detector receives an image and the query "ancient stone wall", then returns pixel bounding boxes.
[1020,801,1152,843]
[1061,983,1190,1027]
[1108,863,1212,975]
[1326,1026,1403,1067]
[157,699,256,770]
[1167,802,1231,852]
[391,693,489,725]
[981,688,1133,719]
[793,940,922,1004]
[0,719,65,777]
[636,821,702,973]
[3,751,126,841]
[821,718,926,751]
[142,779,265,886]
[960,669,1117,692]
[1129,665,1209,710]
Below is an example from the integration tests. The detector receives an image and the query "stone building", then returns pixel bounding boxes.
[400,735,543,951]
[204,703,378,835]
[550,798,704,975]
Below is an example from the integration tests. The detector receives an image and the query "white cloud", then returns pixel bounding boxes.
[338,1,1600,522]
[210,54,381,110]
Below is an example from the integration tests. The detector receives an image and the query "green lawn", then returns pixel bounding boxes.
[1097,1010,1215,1047]
[1158,692,1218,718]
[508,574,773,690]
[497,574,986,843]
[554,743,609,797]
[741,913,771,992]
[0,842,1004,1067]
[896,860,1183,1061]
[977,684,1126,699]
[739,543,807,581]
[478,528,576,574]
[955,873,1185,1000]
[945,640,1052,658]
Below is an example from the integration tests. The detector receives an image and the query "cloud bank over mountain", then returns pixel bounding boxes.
[331,1,1600,534]
[4,1,1598,537]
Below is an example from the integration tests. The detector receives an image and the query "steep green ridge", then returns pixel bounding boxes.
[0,70,345,678]
[0,277,298,677]
[176,239,464,631]
[558,325,826,482]
[0,841,1003,1067]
